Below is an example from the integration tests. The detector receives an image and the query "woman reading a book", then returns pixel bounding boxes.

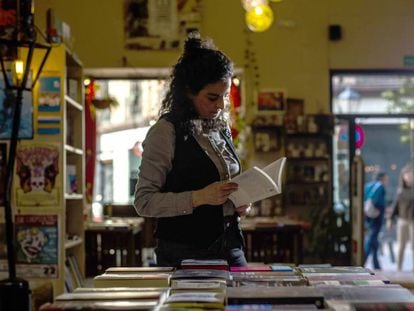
[134,32,249,267]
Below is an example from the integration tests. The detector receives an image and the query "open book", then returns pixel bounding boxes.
[229,157,287,207]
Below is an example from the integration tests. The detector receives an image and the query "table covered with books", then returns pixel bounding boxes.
[85,217,144,276]
[240,216,310,264]
[40,260,414,310]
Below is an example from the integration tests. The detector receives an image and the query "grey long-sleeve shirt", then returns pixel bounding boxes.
[134,118,240,218]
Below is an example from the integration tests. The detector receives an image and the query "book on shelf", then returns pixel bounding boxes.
[180,259,229,270]
[171,269,230,281]
[66,254,83,288]
[93,273,171,288]
[105,266,174,274]
[229,157,286,207]
[63,263,74,293]
[226,287,324,308]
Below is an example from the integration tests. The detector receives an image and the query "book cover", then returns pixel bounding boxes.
[231,271,299,279]
[299,266,373,275]
[231,278,309,287]
[229,157,286,206]
[230,266,272,272]
[318,286,414,302]
[226,287,324,308]
[181,259,229,270]
[305,273,390,283]
[326,300,414,311]
[105,266,174,274]
[55,290,168,301]
[309,279,392,287]
[226,304,319,310]
[93,273,171,288]
[15,214,58,278]
[39,300,160,310]
[163,291,225,310]
[170,279,226,294]
[171,269,230,280]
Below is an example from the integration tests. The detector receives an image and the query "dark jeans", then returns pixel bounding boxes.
[155,227,247,267]
[364,216,383,269]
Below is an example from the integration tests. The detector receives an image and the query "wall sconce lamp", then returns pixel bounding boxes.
[0,1,51,310]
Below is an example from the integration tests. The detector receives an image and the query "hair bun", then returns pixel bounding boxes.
[183,31,216,55]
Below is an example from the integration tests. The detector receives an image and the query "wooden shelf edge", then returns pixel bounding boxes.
[65,193,84,200]
[64,144,83,155]
[65,238,83,250]
[65,95,83,111]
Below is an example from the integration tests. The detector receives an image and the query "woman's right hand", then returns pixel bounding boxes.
[192,181,238,207]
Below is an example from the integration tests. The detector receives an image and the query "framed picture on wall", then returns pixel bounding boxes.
[123,0,202,50]
[257,89,286,113]
[286,98,304,117]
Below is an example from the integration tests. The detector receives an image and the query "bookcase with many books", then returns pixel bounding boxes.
[3,44,86,296]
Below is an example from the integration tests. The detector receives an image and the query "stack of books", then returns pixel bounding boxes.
[40,260,414,310]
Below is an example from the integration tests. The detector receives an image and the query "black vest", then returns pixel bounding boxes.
[155,118,239,249]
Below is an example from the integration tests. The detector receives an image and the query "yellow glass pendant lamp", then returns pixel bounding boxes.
[241,0,268,11]
[245,4,274,32]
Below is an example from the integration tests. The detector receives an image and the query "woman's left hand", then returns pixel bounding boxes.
[235,204,252,216]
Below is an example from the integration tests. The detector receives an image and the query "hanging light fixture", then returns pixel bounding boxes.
[241,0,268,11]
[245,4,274,32]
[0,1,51,310]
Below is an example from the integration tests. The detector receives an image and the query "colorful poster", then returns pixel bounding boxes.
[15,214,58,278]
[123,0,202,50]
[15,143,60,206]
[0,74,34,139]
[38,76,61,112]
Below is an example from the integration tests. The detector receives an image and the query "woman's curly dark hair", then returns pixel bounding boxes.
[159,32,234,135]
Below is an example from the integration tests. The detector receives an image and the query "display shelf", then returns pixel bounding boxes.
[65,238,84,250]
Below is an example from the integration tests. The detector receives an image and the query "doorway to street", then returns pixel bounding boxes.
[331,70,414,271]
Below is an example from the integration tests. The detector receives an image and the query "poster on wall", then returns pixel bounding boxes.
[257,89,286,113]
[37,75,62,135]
[38,76,61,112]
[15,214,59,278]
[0,74,33,139]
[123,0,202,50]
[15,143,60,206]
